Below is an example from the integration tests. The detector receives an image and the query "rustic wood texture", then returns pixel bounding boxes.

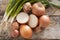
[0,0,60,40]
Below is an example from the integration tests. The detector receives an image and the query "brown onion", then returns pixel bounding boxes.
[39,15,50,28]
[20,25,32,39]
[32,2,45,16]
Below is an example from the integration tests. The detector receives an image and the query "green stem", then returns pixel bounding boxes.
[4,0,22,22]
[9,0,28,23]
[5,0,17,15]
[49,2,60,8]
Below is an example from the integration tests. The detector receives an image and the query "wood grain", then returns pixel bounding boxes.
[0,0,60,39]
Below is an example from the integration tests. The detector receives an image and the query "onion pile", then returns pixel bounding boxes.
[10,2,50,39]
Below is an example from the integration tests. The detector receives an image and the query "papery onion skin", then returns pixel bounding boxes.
[20,25,32,39]
[32,2,45,17]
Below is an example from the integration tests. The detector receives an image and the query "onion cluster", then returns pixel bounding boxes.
[10,2,50,39]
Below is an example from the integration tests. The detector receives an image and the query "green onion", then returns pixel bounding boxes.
[3,0,22,22]
[8,0,28,23]
[5,0,17,14]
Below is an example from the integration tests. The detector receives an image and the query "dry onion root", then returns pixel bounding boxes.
[0,21,13,37]
[0,21,8,36]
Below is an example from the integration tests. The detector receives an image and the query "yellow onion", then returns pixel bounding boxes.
[20,25,32,39]
[23,2,31,13]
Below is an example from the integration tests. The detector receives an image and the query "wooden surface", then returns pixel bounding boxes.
[0,0,60,40]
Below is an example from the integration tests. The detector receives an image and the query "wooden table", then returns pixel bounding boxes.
[0,0,60,39]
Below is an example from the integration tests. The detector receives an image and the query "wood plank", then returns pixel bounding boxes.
[46,7,60,15]
[0,0,60,39]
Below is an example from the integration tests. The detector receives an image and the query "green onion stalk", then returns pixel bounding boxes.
[2,0,16,22]
[3,0,22,22]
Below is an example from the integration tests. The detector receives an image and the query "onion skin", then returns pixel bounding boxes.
[39,15,50,28]
[12,22,19,30]
[23,2,31,13]
[32,2,45,17]
[20,25,32,39]
[11,30,19,38]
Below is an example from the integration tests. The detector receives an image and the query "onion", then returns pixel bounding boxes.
[23,2,31,13]
[28,14,38,28]
[11,30,19,38]
[20,25,32,39]
[16,12,29,24]
[12,22,19,30]
[39,15,50,28]
[32,2,45,16]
